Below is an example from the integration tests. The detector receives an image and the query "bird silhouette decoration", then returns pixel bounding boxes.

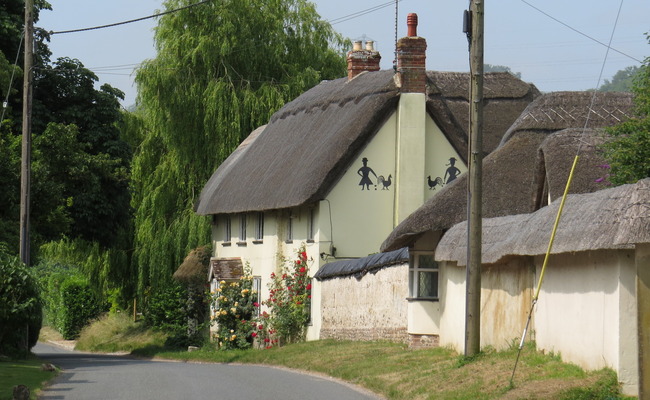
[427,176,444,190]
[378,175,392,190]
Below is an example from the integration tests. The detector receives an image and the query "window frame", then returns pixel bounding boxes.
[408,252,439,301]
[223,215,232,244]
[237,214,247,245]
[253,212,264,243]
[307,208,315,243]
[285,211,294,243]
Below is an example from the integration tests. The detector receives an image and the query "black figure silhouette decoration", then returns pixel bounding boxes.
[444,157,461,184]
[357,157,392,191]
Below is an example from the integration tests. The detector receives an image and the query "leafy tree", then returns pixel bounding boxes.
[0,244,42,357]
[598,66,639,92]
[602,36,650,185]
[132,0,348,294]
[484,64,522,78]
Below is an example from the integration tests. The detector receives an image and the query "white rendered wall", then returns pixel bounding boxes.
[534,250,637,394]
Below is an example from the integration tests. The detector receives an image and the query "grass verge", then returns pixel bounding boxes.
[0,356,57,400]
[75,313,167,352]
[130,341,632,400]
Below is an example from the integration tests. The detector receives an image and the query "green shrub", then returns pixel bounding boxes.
[0,245,42,357]
[59,277,107,339]
[144,283,198,347]
[34,261,76,330]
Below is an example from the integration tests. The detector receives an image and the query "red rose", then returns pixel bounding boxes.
[306,283,311,290]
[251,332,257,338]
[299,267,306,273]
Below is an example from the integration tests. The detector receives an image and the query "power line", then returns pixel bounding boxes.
[328,0,401,25]
[50,0,213,35]
[520,0,642,64]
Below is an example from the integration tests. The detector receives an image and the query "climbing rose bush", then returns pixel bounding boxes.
[257,246,312,347]
[211,272,257,350]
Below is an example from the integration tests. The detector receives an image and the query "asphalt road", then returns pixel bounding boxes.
[34,343,382,400]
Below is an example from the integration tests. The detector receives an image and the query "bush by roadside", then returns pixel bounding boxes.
[0,245,42,358]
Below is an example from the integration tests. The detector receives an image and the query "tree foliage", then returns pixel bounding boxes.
[132,0,348,294]
[598,66,639,92]
[602,36,650,185]
[484,64,522,78]
[0,2,132,258]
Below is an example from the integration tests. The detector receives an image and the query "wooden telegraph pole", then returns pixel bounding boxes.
[465,0,484,357]
[20,0,34,266]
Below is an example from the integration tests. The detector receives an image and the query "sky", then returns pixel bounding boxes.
[36,0,649,107]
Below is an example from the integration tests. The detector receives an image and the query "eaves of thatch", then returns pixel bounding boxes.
[195,70,538,216]
[436,178,650,266]
[380,91,635,252]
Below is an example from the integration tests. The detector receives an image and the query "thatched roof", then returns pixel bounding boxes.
[381,91,635,252]
[436,178,650,266]
[314,247,409,281]
[499,91,633,146]
[195,70,538,215]
[173,246,212,284]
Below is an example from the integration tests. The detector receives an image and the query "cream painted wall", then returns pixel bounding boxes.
[211,207,325,340]
[424,116,467,202]
[534,250,637,394]
[480,260,534,350]
[438,262,467,351]
[395,93,426,225]
[408,300,440,335]
[324,112,397,258]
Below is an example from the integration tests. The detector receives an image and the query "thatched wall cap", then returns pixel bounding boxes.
[436,178,650,266]
[173,246,212,284]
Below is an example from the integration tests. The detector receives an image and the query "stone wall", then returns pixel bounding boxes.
[319,264,409,343]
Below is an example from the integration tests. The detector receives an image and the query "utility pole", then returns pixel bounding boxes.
[20,0,34,266]
[465,0,484,357]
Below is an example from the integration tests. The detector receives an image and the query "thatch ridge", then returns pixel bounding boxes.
[499,91,633,147]
[436,178,650,266]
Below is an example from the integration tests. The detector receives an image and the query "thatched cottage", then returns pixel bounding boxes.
[195,15,538,340]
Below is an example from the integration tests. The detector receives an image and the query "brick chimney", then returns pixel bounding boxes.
[347,40,381,80]
[396,13,427,93]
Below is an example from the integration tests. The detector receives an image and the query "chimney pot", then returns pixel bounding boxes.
[397,13,426,93]
[407,13,418,37]
[346,40,381,81]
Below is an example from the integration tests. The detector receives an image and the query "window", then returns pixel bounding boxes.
[253,276,262,317]
[286,212,294,243]
[223,216,231,243]
[409,253,439,299]
[307,208,315,242]
[254,212,264,243]
[238,214,247,245]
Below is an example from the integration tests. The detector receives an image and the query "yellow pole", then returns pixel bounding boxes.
[534,155,579,301]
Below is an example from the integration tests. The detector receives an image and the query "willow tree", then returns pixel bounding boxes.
[132,0,348,294]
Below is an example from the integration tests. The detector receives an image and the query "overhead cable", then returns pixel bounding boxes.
[520,0,641,63]
[50,0,213,35]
